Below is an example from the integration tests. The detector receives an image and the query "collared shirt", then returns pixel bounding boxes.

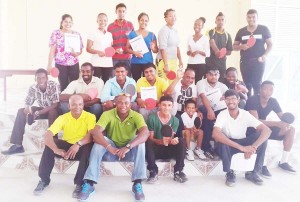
[25,80,60,108]
[136,77,168,101]
[101,76,137,102]
[61,76,104,99]
[48,110,96,144]
[97,108,146,147]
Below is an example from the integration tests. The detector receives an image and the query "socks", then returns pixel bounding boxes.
[280,151,290,164]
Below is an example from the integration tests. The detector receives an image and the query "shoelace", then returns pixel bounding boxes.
[134,183,143,194]
[81,183,90,193]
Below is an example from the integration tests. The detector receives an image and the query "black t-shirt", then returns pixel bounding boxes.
[245,95,282,120]
[234,25,271,61]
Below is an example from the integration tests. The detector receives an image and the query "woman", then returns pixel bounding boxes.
[156,8,183,84]
[187,17,210,83]
[126,12,158,82]
[47,14,83,91]
[87,13,113,83]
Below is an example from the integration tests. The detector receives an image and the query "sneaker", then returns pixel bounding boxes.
[72,184,81,198]
[225,170,236,187]
[132,183,145,201]
[259,166,272,179]
[146,170,158,184]
[33,180,49,195]
[186,149,195,161]
[245,171,263,185]
[78,182,95,201]
[1,145,25,155]
[174,171,188,183]
[194,148,207,160]
[279,162,297,174]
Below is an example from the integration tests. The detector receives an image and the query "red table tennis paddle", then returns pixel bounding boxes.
[166,70,176,80]
[247,37,256,48]
[105,47,116,57]
[50,67,59,78]
[86,88,98,100]
[218,48,227,59]
[144,98,156,110]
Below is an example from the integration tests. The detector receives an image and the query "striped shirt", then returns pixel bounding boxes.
[107,19,134,60]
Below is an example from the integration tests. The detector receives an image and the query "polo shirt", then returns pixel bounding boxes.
[48,111,96,144]
[136,77,168,100]
[214,109,261,139]
[97,108,146,147]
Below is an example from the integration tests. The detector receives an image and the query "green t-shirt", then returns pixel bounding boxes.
[97,108,146,147]
[147,113,179,139]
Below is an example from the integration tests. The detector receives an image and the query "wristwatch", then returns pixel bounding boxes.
[126,143,131,150]
[76,141,83,147]
[34,111,40,117]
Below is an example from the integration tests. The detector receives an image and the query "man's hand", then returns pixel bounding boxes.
[102,100,115,111]
[97,51,105,57]
[54,148,67,158]
[116,147,130,160]
[24,106,32,115]
[107,145,119,155]
[278,121,291,134]
[240,145,256,154]
[244,152,253,159]
[170,137,179,145]
[65,144,80,160]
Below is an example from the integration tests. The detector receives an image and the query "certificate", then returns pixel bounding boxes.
[140,86,157,100]
[64,33,80,52]
[205,88,227,111]
[129,35,149,54]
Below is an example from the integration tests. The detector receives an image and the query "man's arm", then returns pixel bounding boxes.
[84,98,100,107]
[128,126,149,148]
[233,40,249,51]
[38,103,58,115]
[148,131,163,145]
[199,93,215,120]
[44,130,66,157]
[252,123,271,149]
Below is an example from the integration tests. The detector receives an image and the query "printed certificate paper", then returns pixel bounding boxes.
[140,86,157,100]
[205,88,227,111]
[64,33,80,52]
[129,35,149,54]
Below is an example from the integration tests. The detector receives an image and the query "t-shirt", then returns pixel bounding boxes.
[181,112,197,128]
[147,113,179,139]
[214,109,262,139]
[234,25,271,61]
[157,25,180,60]
[136,77,168,101]
[48,111,96,144]
[245,95,282,120]
[187,34,210,64]
[97,108,146,147]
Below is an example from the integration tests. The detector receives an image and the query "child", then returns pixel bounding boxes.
[181,99,206,161]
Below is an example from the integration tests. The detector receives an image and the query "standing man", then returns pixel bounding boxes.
[245,80,296,176]
[213,90,271,187]
[233,9,272,96]
[1,68,60,155]
[107,3,134,75]
[59,62,104,120]
[205,12,233,82]
[33,95,96,198]
[78,95,149,202]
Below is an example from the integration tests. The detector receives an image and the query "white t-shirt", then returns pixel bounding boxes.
[214,109,262,139]
[187,35,210,64]
[181,112,197,128]
[172,81,197,115]
[87,29,113,67]
[61,76,104,99]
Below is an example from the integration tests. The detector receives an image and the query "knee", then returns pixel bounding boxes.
[59,102,69,114]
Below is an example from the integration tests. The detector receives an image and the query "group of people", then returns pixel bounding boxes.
[0,2,297,202]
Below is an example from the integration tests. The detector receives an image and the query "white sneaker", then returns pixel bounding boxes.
[186,149,195,161]
[194,148,207,160]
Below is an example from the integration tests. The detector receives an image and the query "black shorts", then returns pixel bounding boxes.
[269,127,284,141]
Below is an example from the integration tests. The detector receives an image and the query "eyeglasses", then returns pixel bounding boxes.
[119,93,131,97]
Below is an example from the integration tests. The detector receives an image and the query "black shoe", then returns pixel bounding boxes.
[259,166,272,179]
[72,184,82,198]
[146,170,158,184]
[225,170,236,187]
[174,171,188,183]
[279,162,297,174]
[33,180,49,195]
[1,145,25,155]
[245,171,263,185]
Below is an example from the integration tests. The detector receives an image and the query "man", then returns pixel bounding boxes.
[196,66,228,158]
[78,95,149,202]
[1,68,60,155]
[101,62,136,111]
[205,12,233,82]
[107,3,134,75]
[213,90,271,187]
[233,9,272,96]
[146,95,187,184]
[136,63,168,120]
[60,62,104,120]
[245,80,296,176]
[33,95,96,198]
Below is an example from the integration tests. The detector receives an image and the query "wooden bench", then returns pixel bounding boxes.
[0,69,37,101]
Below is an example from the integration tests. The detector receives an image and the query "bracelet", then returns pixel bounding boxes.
[106,144,112,150]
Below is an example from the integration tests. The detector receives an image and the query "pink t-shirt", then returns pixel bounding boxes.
[49,29,83,66]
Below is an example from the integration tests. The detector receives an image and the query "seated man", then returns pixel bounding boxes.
[196,66,228,158]
[224,67,248,109]
[78,94,149,202]
[59,62,104,120]
[136,63,168,120]
[146,95,188,183]
[101,62,137,111]
[245,80,297,176]
[1,68,60,155]
[213,90,271,187]
[33,95,96,199]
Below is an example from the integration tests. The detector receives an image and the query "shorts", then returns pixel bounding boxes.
[269,127,284,141]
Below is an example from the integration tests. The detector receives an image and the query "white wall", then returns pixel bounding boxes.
[0,0,251,73]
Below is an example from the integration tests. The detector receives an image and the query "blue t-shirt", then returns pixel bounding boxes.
[128,31,156,64]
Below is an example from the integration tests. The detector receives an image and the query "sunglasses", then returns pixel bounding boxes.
[119,93,131,97]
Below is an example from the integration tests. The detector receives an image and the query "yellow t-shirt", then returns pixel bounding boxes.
[136,76,168,100]
[48,111,96,144]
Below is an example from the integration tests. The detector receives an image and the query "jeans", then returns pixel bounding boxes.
[83,136,147,183]
[60,102,102,121]
[56,63,80,92]
[93,67,114,83]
